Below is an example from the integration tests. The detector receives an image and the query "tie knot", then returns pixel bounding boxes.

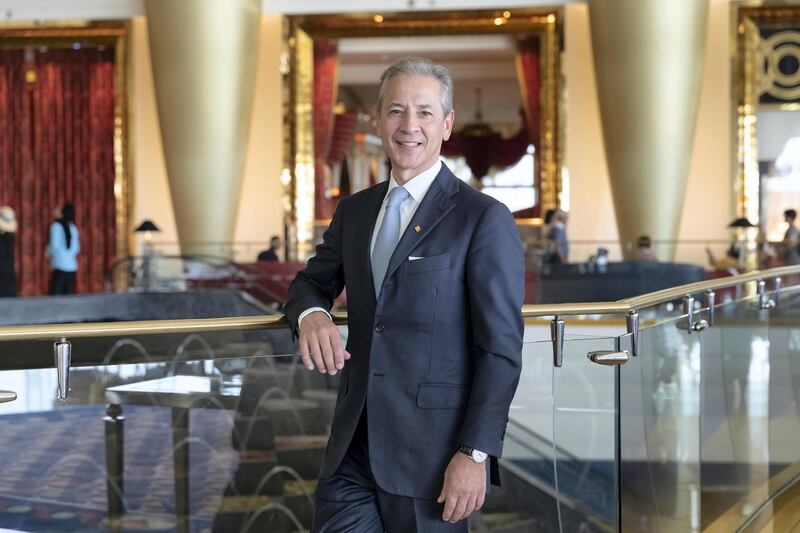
[386,186,410,208]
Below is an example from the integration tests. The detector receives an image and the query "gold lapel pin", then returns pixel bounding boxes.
[414,225,422,233]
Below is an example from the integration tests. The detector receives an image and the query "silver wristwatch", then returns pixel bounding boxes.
[457,443,488,464]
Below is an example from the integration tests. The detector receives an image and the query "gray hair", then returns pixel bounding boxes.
[377,56,454,116]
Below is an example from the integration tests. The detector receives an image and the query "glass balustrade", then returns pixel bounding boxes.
[552,336,619,532]
[0,267,798,532]
[0,329,591,532]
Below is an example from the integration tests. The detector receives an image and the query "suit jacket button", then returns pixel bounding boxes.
[374,323,385,333]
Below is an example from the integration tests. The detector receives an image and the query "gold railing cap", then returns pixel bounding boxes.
[0,265,797,343]
[621,264,800,309]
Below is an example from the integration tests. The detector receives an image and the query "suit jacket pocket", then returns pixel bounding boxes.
[404,252,451,274]
[416,383,470,409]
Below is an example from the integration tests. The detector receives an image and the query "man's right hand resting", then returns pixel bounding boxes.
[299,311,351,375]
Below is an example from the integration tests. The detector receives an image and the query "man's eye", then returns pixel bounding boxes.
[389,109,402,115]
[420,111,432,117]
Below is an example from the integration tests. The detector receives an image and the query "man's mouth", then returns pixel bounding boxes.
[396,141,422,147]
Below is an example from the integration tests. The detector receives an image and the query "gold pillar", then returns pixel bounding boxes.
[145,0,260,256]
[588,0,709,260]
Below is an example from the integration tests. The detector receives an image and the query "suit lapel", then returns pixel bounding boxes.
[355,181,389,311]
[382,167,458,286]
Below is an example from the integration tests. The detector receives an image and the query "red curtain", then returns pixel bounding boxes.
[0,47,116,295]
[327,111,357,167]
[516,36,542,217]
[441,118,531,180]
[312,40,338,221]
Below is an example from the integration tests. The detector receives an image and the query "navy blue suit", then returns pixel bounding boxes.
[285,163,524,504]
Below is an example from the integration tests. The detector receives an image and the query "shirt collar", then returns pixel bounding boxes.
[387,159,442,204]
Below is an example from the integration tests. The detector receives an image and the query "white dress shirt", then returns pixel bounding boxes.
[298,160,442,328]
[369,160,441,255]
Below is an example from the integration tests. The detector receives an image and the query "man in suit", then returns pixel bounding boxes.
[284,57,524,531]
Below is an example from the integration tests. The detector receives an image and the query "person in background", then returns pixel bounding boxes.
[782,209,800,266]
[543,208,556,227]
[49,202,80,295]
[547,208,569,264]
[257,235,281,262]
[636,235,659,262]
[0,206,18,297]
[706,243,741,274]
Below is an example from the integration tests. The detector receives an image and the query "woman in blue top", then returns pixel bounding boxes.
[49,203,80,295]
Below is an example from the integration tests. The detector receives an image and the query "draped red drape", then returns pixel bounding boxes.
[516,36,542,217]
[312,40,339,221]
[0,48,116,295]
[327,111,357,168]
[441,119,530,180]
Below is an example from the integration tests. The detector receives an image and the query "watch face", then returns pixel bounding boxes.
[471,450,488,463]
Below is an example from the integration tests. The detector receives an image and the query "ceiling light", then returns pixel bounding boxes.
[373,15,384,23]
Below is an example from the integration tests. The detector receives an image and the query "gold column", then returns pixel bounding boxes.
[144,0,260,256]
[588,0,709,260]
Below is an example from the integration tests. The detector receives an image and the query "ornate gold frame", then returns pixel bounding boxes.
[284,9,563,260]
[734,4,800,224]
[0,22,131,288]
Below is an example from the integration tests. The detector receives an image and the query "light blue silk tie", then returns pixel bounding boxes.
[371,185,410,296]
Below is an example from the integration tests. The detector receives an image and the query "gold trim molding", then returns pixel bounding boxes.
[284,9,563,260]
[0,21,131,290]
[734,5,800,225]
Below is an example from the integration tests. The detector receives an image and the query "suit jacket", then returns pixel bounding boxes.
[284,163,524,500]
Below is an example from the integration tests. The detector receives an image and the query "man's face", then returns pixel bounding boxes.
[376,74,454,184]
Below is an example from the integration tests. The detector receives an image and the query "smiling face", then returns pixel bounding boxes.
[376,74,454,184]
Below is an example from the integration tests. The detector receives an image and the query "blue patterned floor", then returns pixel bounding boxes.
[0,404,239,532]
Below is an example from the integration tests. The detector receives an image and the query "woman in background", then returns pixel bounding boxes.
[0,206,18,297]
[49,202,80,295]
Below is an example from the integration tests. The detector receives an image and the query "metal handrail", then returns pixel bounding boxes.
[622,264,798,308]
[0,265,797,343]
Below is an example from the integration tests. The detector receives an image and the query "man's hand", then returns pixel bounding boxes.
[436,452,486,523]
[299,311,350,375]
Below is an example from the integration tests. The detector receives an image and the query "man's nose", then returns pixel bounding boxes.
[400,113,420,132]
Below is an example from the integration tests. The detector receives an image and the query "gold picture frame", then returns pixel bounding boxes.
[734,4,800,225]
[283,9,563,260]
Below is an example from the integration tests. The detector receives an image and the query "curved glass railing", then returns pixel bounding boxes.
[0,266,799,531]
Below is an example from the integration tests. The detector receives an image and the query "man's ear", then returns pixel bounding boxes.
[442,110,455,141]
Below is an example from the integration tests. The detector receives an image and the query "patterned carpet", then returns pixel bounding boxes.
[0,404,239,532]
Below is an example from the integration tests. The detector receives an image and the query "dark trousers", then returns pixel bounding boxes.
[312,410,468,533]
[50,269,76,295]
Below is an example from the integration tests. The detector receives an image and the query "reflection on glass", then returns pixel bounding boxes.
[620,317,701,533]
[553,337,618,532]
[0,333,572,532]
